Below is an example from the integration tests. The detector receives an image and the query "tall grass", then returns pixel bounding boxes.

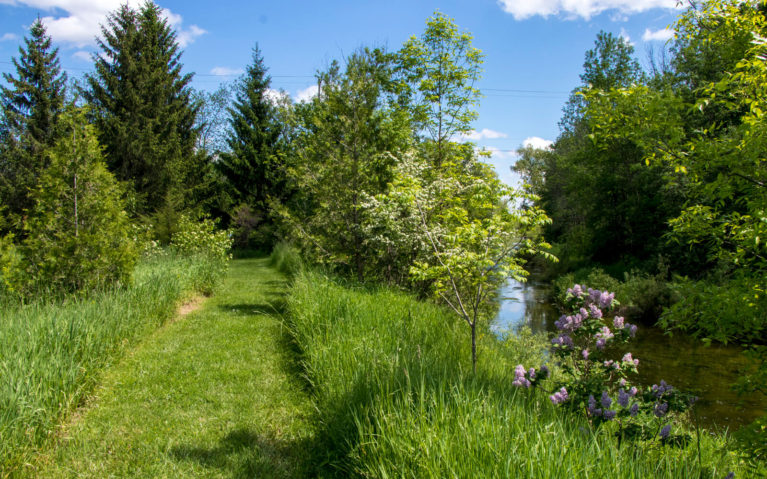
[0,252,225,474]
[286,270,745,478]
[269,241,304,277]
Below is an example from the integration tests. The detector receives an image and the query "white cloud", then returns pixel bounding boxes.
[522,136,554,149]
[295,85,318,103]
[71,50,91,61]
[0,1,204,48]
[265,88,289,105]
[642,27,674,42]
[497,0,679,20]
[1,33,19,41]
[210,66,244,76]
[461,128,508,141]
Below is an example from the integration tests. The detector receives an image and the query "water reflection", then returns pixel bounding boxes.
[493,278,767,430]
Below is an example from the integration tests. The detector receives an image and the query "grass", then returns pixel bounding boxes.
[23,258,314,478]
[286,268,750,478]
[0,252,225,476]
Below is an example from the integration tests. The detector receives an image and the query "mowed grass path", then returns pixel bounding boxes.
[26,258,315,478]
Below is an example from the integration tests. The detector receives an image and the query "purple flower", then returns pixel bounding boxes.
[551,335,574,349]
[619,378,627,387]
[654,402,669,418]
[603,360,619,370]
[604,410,617,420]
[589,304,603,319]
[652,380,673,398]
[596,338,606,350]
[587,395,601,416]
[581,349,590,360]
[618,389,630,408]
[629,387,638,397]
[567,284,584,298]
[601,391,612,409]
[549,387,569,405]
[622,352,639,367]
[588,288,601,304]
[613,316,625,329]
[540,365,550,378]
[629,324,638,337]
[599,291,615,308]
[528,368,536,380]
[580,307,589,318]
[724,472,734,479]
[512,364,531,388]
[629,403,639,416]
[659,424,671,439]
[595,327,614,350]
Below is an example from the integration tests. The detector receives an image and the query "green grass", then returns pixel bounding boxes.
[286,269,749,478]
[0,252,225,476]
[23,258,314,478]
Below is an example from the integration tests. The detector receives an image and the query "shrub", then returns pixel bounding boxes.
[170,215,233,295]
[269,241,304,276]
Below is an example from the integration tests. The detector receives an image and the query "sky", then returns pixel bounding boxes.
[0,0,680,185]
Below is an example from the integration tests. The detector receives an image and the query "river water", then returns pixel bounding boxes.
[492,278,767,430]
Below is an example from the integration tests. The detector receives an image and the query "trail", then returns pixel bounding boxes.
[26,258,314,478]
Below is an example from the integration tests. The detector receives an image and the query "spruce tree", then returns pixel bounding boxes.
[0,18,67,234]
[217,45,285,238]
[85,2,198,214]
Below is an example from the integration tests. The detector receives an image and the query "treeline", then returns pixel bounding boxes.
[517,0,765,459]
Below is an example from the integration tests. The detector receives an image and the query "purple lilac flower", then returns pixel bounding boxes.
[580,307,589,318]
[652,380,673,398]
[659,424,671,439]
[601,391,612,409]
[725,472,735,479]
[629,387,638,397]
[654,402,669,418]
[581,349,590,360]
[595,327,614,350]
[551,335,574,349]
[604,410,617,420]
[528,368,536,380]
[621,352,639,367]
[587,395,601,416]
[599,291,615,308]
[549,387,569,405]
[629,403,639,416]
[603,360,619,370]
[589,304,603,319]
[512,365,532,388]
[596,338,606,349]
[567,284,584,298]
[613,316,625,329]
[588,288,601,304]
[629,324,638,337]
[619,378,627,387]
[618,389,630,408]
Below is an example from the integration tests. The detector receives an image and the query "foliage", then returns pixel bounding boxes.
[268,241,304,277]
[217,45,288,247]
[0,233,23,297]
[21,107,136,295]
[397,11,483,166]
[85,1,200,214]
[0,18,66,235]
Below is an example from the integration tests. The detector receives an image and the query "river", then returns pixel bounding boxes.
[492,278,767,430]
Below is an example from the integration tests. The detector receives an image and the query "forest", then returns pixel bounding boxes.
[0,0,765,476]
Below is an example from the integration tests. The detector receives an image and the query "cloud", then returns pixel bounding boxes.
[461,128,508,141]
[522,136,554,149]
[0,1,205,48]
[265,88,289,105]
[210,66,244,76]
[619,28,633,46]
[642,27,674,41]
[497,0,679,20]
[72,50,91,61]
[295,85,318,103]
[1,33,19,41]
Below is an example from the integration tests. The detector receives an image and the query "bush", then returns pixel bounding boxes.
[170,215,233,295]
[269,241,304,276]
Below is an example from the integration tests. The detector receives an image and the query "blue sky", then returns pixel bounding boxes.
[0,0,679,184]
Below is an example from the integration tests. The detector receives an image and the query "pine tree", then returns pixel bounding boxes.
[217,45,285,227]
[85,1,199,214]
[0,18,67,234]
[23,106,136,294]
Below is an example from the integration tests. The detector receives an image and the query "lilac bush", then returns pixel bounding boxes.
[514,284,697,444]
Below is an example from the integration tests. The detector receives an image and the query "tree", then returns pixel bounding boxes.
[0,18,67,234]
[217,45,287,245]
[397,11,483,166]
[22,106,136,294]
[282,48,410,281]
[85,1,199,214]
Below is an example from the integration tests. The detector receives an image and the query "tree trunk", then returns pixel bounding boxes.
[471,322,477,374]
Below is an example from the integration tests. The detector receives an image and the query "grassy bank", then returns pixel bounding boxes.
[287,268,747,477]
[0,253,224,475]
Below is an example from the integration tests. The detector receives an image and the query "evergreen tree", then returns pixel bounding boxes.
[85,1,199,214]
[0,18,67,234]
[217,46,284,212]
[22,106,136,294]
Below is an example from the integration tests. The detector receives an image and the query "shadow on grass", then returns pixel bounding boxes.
[169,428,314,479]
[217,299,287,317]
